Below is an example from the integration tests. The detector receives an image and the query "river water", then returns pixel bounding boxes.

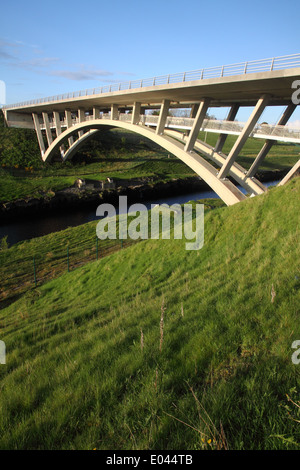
[0,181,279,247]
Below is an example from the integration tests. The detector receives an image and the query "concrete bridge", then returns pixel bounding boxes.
[2,54,300,206]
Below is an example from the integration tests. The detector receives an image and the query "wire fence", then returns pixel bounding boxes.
[0,236,139,307]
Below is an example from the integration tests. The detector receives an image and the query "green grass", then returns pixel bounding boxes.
[0,178,299,450]
[0,199,224,305]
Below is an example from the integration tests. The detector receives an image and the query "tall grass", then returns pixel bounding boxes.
[0,178,299,450]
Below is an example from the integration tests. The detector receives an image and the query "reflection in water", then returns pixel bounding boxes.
[0,181,279,247]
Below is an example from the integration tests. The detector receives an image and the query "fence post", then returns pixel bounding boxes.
[33,256,37,287]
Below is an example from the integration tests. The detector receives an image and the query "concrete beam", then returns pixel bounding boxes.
[214,104,239,153]
[53,111,62,136]
[190,103,200,118]
[78,108,85,137]
[42,112,53,146]
[247,102,297,178]
[184,98,211,152]
[93,107,100,119]
[156,99,170,135]
[131,102,141,125]
[32,113,45,157]
[65,110,74,146]
[218,94,270,179]
[278,159,300,186]
[53,111,65,158]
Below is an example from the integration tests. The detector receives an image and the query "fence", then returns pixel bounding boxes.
[0,235,139,307]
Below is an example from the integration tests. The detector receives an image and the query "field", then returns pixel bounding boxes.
[0,177,299,450]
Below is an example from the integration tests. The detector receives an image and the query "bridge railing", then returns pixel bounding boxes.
[4,54,300,110]
[38,111,300,142]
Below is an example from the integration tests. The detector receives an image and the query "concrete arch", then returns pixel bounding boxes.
[43,119,247,206]
[62,129,99,161]
[164,129,267,195]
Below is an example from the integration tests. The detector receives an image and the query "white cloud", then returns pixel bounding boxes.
[50,67,113,81]
[14,57,60,69]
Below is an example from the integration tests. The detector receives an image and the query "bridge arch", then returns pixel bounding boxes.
[43,119,247,206]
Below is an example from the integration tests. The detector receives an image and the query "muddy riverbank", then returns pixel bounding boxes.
[0,169,288,223]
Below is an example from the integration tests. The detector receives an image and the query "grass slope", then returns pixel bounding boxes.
[0,179,299,450]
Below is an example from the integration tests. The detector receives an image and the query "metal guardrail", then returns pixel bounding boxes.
[3,53,300,110]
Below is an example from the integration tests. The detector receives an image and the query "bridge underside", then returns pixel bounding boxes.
[2,66,300,205]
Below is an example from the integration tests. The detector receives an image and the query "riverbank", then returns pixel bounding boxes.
[0,168,288,223]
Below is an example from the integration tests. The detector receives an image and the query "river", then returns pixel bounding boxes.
[0,181,279,246]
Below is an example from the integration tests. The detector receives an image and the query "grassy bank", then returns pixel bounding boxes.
[0,178,299,450]
[0,199,224,306]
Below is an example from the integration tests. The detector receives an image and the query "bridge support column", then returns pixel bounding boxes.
[184,98,211,152]
[132,102,141,125]
[65,110,74,147]
[111,104,119,120]
[156,99,170,134]
[214,104,240,153]
[42,112,53,146]
[32,113,45,157]
[53,111,61,136]
[218,94,270,179]
[93,107,100,119]
[78,108,85,137]
[246,102,297,178]
[190,103,199,118]
[53,111,65,158]
[278,159,300,186]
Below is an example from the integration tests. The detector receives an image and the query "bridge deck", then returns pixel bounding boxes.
[3,54,300,112]
[2,69,300,116]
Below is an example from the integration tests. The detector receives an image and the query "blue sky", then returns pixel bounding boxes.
[1,0,300,124]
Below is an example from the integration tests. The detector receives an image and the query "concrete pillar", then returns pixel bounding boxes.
[218,94,270,179]
[42,112,53,146]
[278,159,300,186]
[184,98,211,152]
[111,104,119,120]
[247,102,297,178]
[32,113,45,157]
[78,108,85,137]
[156,99,170,135]
[65,110,74,146]
[53,111,65,158]
[93,107,100,119]
[214,104,240,153]
[131,102,141,125]
[190,103,200,118]
[53,111,62,136]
